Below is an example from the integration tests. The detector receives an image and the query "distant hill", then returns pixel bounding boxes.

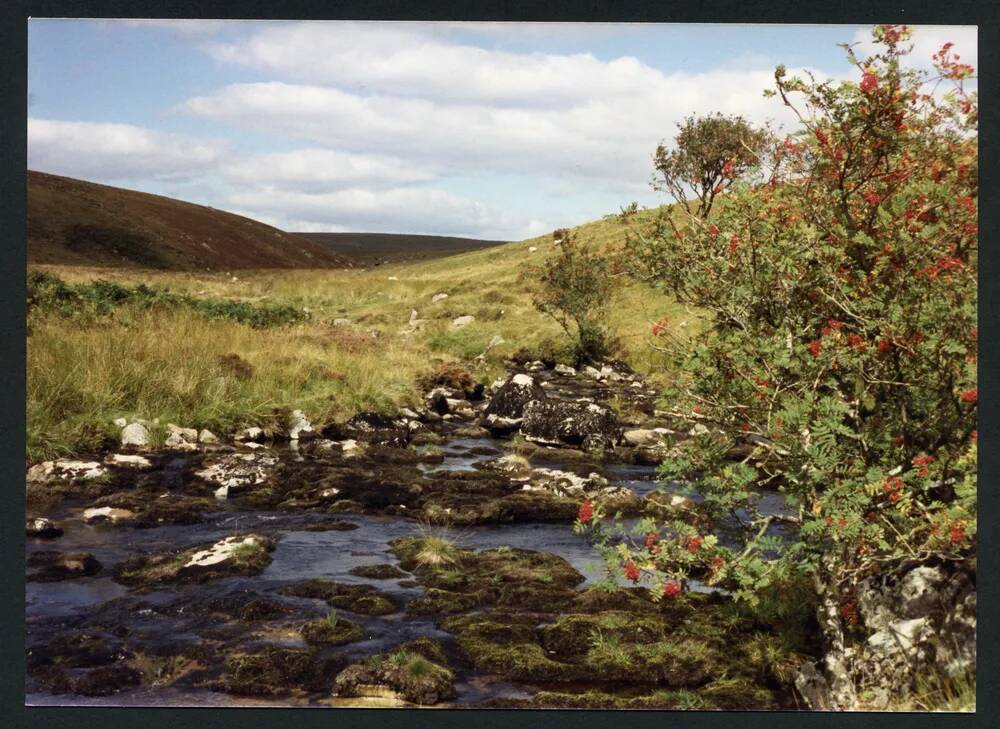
[292,232,508,266]
[27,171,355,270]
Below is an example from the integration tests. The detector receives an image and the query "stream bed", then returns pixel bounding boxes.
[25,367,800,709]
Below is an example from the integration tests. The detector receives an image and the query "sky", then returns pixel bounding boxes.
[27,20,978,240]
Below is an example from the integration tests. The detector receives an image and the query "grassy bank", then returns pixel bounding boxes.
[27,209,692,460]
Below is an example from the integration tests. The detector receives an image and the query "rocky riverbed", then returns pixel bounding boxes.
[26,361,807,709]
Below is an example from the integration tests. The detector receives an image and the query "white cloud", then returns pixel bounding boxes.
[224,186,523,238]
[202,22,666,107]
[28,118,223,181]
[221,148,436,191]
[177,66,805,187]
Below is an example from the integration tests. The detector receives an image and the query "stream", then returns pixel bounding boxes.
[25,369,797,708]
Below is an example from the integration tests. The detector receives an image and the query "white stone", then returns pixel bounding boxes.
[388,276,398,281]
[164,432,198,451]
[554,364,577,376]
[236,426,265,442]
[288,409,315,440]
[113,417,128,428]
[106,454,152,469]
[333,318,353,326]
[198,429,218,444]
[184,535,261,568]
[196,452,279,491]
[511,373,535,387]
[527,468,625,499]
[868,617,932,653]
[121,422,151,447]
[623,429,668,447]
[166,423,198,441]
[431,293,449,303]
[452,315,476,328]
[528,246,538,252]
[27,459,107,482]
[409,309,419,326]
[83,506,136,524]
[341,439,362,458]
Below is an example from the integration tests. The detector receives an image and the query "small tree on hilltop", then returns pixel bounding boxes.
[531,233,615,366]
[654,112,773,218]
[583,25,977,707]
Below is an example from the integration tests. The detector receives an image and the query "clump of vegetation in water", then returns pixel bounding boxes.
[334,639,455,705]
[300,609,365,646]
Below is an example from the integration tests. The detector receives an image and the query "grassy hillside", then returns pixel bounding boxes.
[27,206,694,459]
[293,232,507,265]
[27,171,356,270]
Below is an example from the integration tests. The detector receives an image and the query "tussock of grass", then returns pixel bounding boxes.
[414,535,459,567]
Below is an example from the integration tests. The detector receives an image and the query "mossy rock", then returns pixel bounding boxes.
[442,614,584,683]
[334,640,455,705]
[570,585,659,614]
[200,594,294,622]
[27,551,102,582]
[27,631,126,671]
[115,534,274,587]
[90,492,214,526]
[298,519,360,532]
[280,578,399,615]
[697,676,779,709]
[31,663,144,697]
[212,645,344,697]
[522,689,705,710]
[390,538,584,595]
[582,635,722,686]
[540,611,666,658]
[349,563,407,579]
[406,587,483,616]
[300,617,365,646]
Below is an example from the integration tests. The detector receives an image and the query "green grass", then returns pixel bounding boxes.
[26,206,694,460]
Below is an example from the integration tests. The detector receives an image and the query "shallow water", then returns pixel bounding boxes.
[26,426,792,708]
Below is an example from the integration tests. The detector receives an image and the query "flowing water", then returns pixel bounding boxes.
[26,422,795,707]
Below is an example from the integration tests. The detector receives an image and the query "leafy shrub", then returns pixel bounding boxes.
[653,113,772,218]
[530,234,615,365]
[584,23,977,677]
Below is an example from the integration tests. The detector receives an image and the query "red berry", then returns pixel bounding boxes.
[578,500,593,525]
[623,560,641,582]
[663,580,682,599]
